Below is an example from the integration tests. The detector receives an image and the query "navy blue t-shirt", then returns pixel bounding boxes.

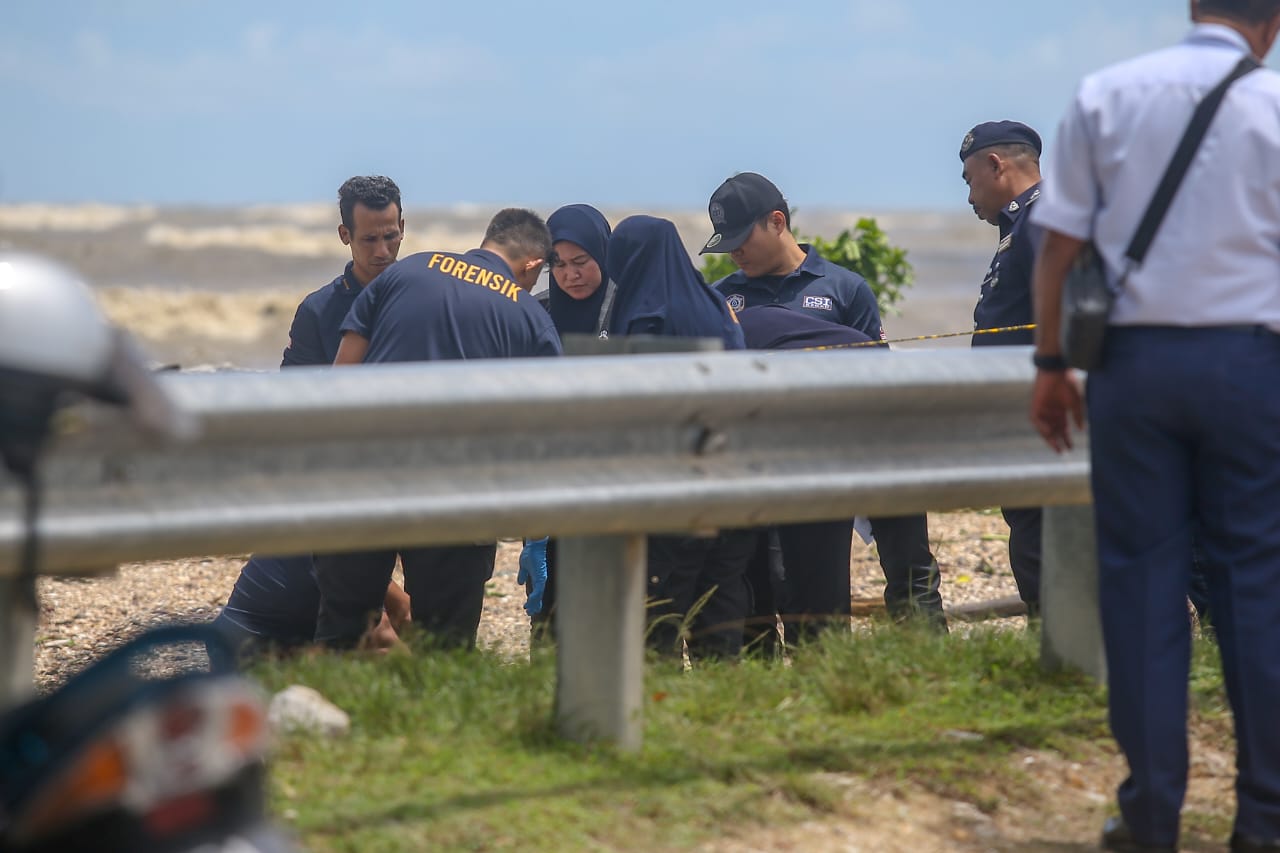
[973,183,1042,348]
[281,262,364,367]
[343,249,563,362]
[713,245,884,342]
[737,304,873,350]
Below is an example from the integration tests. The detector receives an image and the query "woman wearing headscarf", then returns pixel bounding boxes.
[606,215,745,350]
[604,214,754,663]
[546,204,616,338]
[519,205,617,643]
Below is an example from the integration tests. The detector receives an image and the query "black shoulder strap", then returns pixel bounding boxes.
[1126,54,1261,264]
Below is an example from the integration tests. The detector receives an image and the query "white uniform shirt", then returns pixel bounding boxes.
[1032,24,1280,331]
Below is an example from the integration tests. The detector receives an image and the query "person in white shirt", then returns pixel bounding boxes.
[1029,3,1280,851]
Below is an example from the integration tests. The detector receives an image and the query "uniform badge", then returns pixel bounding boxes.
[802,295,834,311]
[960,132,975,156]
[1007,200,1019,213]
[1028,188,1041,205]
[998,235,1013,253]
[727,294,745,311]
[710,202,726,226]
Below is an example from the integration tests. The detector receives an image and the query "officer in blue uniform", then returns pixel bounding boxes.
[703,172,883,342]
[282,175,405,365]
[959,121,1044,616]
[213,176,408,658]
[733,305,947,651]
[315,208,561,650]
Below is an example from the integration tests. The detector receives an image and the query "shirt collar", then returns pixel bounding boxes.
[796,244,827,278]
[340,261,361,292]
[467,248,516,278]
[998,182,1042,232]
[1186,22,1252,54]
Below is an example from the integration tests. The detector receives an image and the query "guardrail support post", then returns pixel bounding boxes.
[1040,504,1106,683]
[0,578,36,706]
[555,535,647,751]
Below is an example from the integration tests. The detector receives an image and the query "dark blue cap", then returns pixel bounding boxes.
[959,120,1042,161]
[700,172,786,254]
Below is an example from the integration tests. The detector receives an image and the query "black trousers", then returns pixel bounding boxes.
[314,543,496,649]
[744,514,945,656]
[646,530,758,661]
[1000,506,1042,612]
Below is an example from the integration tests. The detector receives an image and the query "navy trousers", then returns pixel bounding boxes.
[314,543,496,650]
[1088,326,1280,845]
[1000,506,1042,612]
[646,530,758,661]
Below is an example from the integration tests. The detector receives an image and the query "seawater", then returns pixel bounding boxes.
[0,204,997,369]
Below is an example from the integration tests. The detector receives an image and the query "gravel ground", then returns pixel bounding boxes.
[34,511,1021,692]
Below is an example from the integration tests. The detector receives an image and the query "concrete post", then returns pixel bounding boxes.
[555,534,647,750]
[0,577,36,707]
[1040,504,1107,683]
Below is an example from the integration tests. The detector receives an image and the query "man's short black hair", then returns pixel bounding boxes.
[482,208,552,262]
[338,175,402,230]
[1199,0,1280,23]
[989,142,1041,166]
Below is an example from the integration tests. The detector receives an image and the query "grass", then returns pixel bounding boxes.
[251,625,1232,852]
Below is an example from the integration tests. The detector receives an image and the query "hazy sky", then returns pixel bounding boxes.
[1,2,1212,210]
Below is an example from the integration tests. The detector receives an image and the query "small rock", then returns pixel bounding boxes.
[268,685,350,738]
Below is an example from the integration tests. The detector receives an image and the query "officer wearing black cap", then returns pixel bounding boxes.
[703,172,883,341]
[702,173,946,644]
[960,120,1044,616]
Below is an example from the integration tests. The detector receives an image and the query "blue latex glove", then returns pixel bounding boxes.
[517,537,549,616]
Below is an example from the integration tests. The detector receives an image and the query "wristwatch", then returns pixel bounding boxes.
[1032,353,1069,371]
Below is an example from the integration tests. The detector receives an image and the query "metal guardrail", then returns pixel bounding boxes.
[0,347,1088,575]
[0,347,1096,746]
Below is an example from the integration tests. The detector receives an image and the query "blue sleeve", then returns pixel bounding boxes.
[537,319,564,356]
[843,276,884,341]
[341,278,380,340]
[281,300,327,368]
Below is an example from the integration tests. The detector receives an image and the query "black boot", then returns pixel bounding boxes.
[884,560,948,633]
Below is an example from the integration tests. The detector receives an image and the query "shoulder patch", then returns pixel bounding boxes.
[726,294,745,312]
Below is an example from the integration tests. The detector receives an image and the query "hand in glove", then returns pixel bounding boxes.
[517,537,549,616]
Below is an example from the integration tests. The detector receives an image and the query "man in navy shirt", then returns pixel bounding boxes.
[316,208,561,649]
[703,172,884,342]
[213,176,409,659]
[960,121,1044,617]
[282,175,405,366]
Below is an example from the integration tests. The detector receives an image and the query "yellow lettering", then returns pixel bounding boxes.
[427,253,443,270]
[439,257,456,274]
[476,269,493,288]
[505,281,520,302]
[463,264,479,283]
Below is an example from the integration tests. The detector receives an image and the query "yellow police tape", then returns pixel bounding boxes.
[787,323,1037,352]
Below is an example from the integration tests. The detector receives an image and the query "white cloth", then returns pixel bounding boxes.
[1032,24,1280,332]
